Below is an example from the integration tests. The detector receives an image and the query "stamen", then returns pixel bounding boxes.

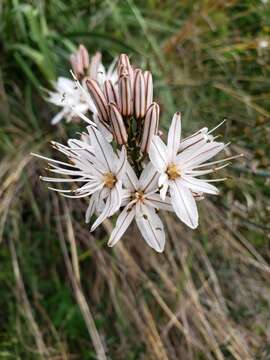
[193,154,243,169]
[103,172,117,189]
[208,119,227,134]
[166,164,181,180]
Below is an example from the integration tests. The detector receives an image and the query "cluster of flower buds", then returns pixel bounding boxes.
[86,54,158,153]
[37,51,238,253]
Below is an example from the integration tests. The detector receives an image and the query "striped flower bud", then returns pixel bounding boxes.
[70,45,90,79]
[86,79,109,123]
[70,53,84,78]
[79,44,90,71]
[134,70,146,119]
[118,54,131,74]
[140,102,160,153]
[119,74,133,117]
[144,71,153,112]
[104,80,119,106]
[108,103,128,145]
[89,52,102,80]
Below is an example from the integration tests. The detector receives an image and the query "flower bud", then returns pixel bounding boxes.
[140,102,160,153]
[104,80,119,106]
[118,54,131,74]
[89,52,102,80]
[119,74,133,117]
[134,70,146,119]
[70,45,90,79]
[79,44,90,71]
[144,71,153,112]
[86,79,109,123]
[108,103,128,145]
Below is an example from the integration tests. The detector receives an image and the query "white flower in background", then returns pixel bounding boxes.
[149,112,226,229]
[48,77,95,125]
[33,125,127,231]
[108,162,172,252]
[48,45,117,125]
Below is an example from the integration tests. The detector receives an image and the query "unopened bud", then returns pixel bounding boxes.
[79,44,90,71]
[134,70,146,119]
[140,102,160,153]
[104,80,119,106]
[118,54,131,74]
[108,103,128,145]
[89,52,102,80]
[119,74,133,117]
[70,45,90,79]
[144,71,153,112]
[86,79,109,123]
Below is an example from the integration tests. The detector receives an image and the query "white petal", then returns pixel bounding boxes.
[108,181,122,216]
[108,205,135,247]
[180,176,219,195]
[121,189,133,206]
[55,77,75,92]
[144,193,173,212]
[87,126,117,171]
[90,192,113,231]
[177,142,225,169]
[135,203,165,253]
[115,147,127,179]
[93,114,113,142]
[139,162,159,193]
[170,180,198,229]
[123,161,139,191]
[167,112,181,161]
[149,135,168,172]
[51,108,67,125]
[160,179,169,200]
[158,172,168,187]
[85,194,98,223]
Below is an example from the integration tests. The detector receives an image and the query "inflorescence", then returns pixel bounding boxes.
[34,45,238,252]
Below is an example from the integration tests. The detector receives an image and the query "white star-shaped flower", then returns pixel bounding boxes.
[149,112,226,229]
[47,77,95,125]
[33,125,127,231]
[108,162,172,252]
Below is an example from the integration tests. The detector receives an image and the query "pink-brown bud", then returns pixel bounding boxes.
[119,74,133,117]
[134,70,146,119]
[79,44,90,71]
[70,45,90,78]
[89,52,102,80]
[144,71,153,112]
[104,80,119,106]
[140,102,160,153]
[108,103,128,145]
[86,79,109,123]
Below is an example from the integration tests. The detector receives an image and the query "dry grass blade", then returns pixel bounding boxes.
[54,196,107,360]
[8,235,49,358]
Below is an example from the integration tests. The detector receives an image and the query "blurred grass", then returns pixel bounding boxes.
[0,0,270,359]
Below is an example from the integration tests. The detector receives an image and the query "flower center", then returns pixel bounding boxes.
[133,190,145,201]
[166,164,181,180]
[104,172,117,189]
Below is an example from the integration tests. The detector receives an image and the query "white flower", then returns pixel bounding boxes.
[48,49,117,125]
[96,58,118,87]
[48,77,95,125]
[108,162,172,253]
[33,125,127,231]
[149,112,226,229]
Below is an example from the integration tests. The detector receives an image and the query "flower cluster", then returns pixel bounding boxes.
[35,50,234,252]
